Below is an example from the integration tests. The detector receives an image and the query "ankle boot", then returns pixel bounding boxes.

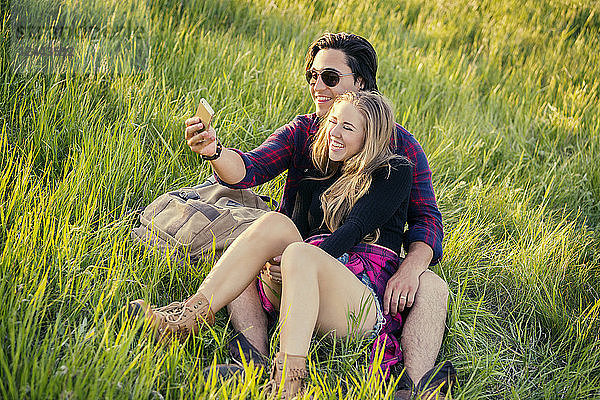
[266,352,307,399]
[129,292,215,342]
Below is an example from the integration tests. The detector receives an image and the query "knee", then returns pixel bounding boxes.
[256,211,294,229]
[280,242,316,277]
[251,211,298,242]
[417,270,449,305]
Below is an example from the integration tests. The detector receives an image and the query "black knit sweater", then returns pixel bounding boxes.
[291,158,413,258]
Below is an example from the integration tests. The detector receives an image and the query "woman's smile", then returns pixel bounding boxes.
[329,137,345,152]
[326,101,365,162]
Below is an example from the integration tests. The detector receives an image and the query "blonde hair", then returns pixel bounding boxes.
[311,91,400,235]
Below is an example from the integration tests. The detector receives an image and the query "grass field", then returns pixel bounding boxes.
[2,0,600,398]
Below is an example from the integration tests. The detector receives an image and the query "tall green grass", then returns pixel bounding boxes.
[2,0,599,398]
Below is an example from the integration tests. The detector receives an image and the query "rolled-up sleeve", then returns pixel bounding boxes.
[215,116,308,189]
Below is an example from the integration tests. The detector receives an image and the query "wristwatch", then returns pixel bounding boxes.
[201,141,223,161]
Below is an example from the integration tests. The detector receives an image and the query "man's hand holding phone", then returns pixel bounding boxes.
[185,118,217,156]
[185,98,218,157]
[184,98,246,183]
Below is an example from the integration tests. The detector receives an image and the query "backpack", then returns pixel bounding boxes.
[131,177,275,263]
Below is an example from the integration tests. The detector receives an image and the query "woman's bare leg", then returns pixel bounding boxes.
[188,212,302,312]
[277,242,379,356]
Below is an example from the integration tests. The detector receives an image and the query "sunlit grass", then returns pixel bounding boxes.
[2,0,599,398]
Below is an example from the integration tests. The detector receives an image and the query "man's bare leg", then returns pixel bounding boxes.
[401,270,449,384]
[227,280,270,356]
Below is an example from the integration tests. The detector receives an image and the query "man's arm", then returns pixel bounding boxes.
[185,115,311,189]
[185,117,247,184]
[396,125,443,265]
[382,125,443,316]
[208,148,247,184]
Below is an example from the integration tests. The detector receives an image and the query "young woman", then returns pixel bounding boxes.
[130,91,413,397]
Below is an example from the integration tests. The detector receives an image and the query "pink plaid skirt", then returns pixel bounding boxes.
[256,234,405,377]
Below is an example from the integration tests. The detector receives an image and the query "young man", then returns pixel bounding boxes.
[184,33,456,398]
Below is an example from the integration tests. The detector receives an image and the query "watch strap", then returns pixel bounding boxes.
[201,141,223,161]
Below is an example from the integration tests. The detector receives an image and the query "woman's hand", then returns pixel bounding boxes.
[185,117,218,157]
[383,261,422,316]
[264,255,282,284]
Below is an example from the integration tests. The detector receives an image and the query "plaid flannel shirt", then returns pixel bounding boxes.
[216,113,443,263]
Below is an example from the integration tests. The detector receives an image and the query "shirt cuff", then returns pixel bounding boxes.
[404,228,443,265]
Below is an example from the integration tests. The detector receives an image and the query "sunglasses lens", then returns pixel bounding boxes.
[321,71,340,87]
[306,70,343,87]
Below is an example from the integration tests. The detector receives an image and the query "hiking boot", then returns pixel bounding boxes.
[394,361,457,400]
[129,291,215,342]
[265,352,307,399]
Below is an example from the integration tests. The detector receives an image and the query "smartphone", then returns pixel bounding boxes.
[194,98,215,132]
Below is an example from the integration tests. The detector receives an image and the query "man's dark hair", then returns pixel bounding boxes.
[304,32,378,91]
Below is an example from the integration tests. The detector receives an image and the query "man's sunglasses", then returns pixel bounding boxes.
[305,68,354,87]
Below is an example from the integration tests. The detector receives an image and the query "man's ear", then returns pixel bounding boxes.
[356,76,365,90]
